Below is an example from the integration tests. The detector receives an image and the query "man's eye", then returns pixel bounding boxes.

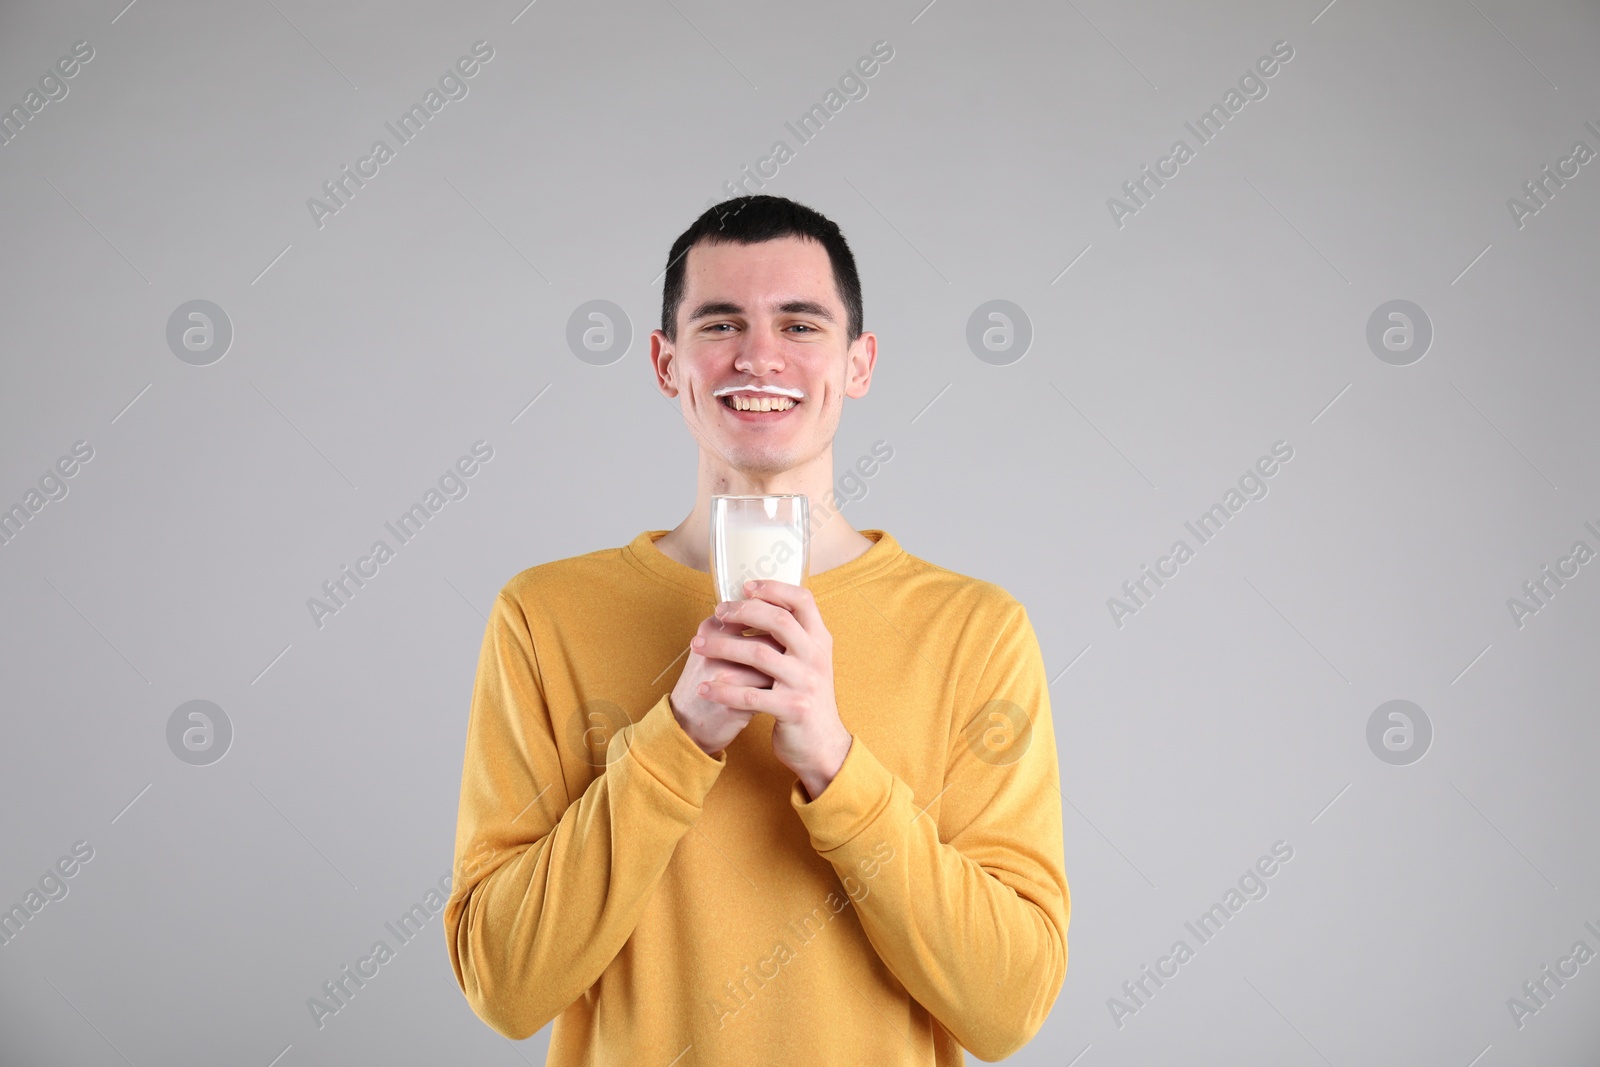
[705,323,734,333]
[789,324,815,334]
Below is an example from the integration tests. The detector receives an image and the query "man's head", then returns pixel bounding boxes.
[660,196,864,345]
[650,196,876,481]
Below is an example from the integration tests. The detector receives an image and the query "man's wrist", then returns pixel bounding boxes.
[797,731,853,802]
[667,695,722,757]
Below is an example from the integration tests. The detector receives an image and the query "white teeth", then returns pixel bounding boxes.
[727,395,796,412]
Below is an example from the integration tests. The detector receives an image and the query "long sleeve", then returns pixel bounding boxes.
[788,601,1069,1061]
[443,590,727,1040]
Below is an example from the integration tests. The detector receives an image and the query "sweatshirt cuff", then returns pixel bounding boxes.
[613,692,726,807]
[789,734,898,853]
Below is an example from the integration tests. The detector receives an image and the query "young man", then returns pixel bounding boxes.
[444,196,1069,1064]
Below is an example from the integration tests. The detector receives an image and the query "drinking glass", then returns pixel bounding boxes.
[709,495,810,632]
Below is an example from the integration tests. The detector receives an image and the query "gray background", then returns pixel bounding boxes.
[1,0,1597,1063]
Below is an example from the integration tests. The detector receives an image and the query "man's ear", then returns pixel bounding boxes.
[844,331,877,399]
[649,329,679,398]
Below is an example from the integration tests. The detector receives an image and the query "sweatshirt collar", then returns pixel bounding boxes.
[623,528,905,604]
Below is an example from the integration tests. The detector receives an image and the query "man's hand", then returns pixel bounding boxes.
[668,614,776,758]
[692,580,853,800]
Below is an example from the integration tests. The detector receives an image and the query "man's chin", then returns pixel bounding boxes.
[721,447,803,479]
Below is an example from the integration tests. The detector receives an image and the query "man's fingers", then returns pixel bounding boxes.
[714,595,806,651]
[699,679,777,716]
[741,580,826,638]
[696,632,798,687]
[700,654,770,688]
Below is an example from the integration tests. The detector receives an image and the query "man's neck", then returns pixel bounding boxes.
[654,449,874,576]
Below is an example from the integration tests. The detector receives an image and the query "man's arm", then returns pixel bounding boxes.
[443,590,726,1040]
[789,601,1070,1062]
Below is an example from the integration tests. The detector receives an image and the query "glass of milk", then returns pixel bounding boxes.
[709,495,810,609]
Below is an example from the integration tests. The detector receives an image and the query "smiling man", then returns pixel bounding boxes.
[444,195,1069,1064]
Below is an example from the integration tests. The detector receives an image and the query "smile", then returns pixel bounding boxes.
[712,384,805,415]
[720,394,797,411]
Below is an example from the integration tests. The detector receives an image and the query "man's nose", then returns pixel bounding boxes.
[735,325,785,375]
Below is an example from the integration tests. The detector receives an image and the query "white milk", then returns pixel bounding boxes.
[717,518,805,601]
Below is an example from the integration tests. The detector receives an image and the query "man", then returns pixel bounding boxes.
[444,195,1069,1064]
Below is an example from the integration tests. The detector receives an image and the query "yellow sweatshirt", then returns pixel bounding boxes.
[444,529,1069,1064]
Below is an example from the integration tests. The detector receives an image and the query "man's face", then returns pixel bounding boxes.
[651,235,875,478]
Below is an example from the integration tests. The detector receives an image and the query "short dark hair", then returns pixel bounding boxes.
[659,195,863,344]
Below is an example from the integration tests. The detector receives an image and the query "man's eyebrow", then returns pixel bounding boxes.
[778,300,837,323]
[686,301,743,322]
[686,299,838,325]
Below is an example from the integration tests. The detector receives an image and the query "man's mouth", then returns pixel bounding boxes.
[713,385,804,414]
[719,394,798,412]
